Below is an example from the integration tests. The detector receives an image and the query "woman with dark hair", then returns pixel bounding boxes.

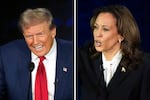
[78,4,150,100]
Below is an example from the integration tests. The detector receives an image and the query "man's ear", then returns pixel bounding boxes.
[50,24,56,30]
[51,27,56,38]
[49,23,56,38]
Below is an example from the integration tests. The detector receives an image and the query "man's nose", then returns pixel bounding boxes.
[33,35,38,44]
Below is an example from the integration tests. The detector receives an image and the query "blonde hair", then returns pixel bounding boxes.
[19,8,53,29]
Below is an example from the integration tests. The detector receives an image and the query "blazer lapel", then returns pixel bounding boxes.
[91,53,106,92]
[107,58,130,92]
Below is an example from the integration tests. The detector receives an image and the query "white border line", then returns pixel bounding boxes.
[74,0,76,99]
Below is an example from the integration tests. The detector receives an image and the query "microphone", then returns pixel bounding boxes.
[54,78,59,85]
[99,54,104,71]
[98,55,106,86]
[100,65,105,71]
[29,62,35,72]
[28,62,35,100]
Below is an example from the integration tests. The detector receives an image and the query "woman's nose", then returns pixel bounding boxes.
[95,29,102,37]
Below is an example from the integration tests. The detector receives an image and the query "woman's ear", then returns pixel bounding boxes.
[118,35,124,43]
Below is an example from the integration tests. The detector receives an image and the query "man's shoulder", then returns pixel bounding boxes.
[1,39,25,46]
[56,38,73,49]
[56,38,73,54]
[0,39,28,51]
[56,38,72,45]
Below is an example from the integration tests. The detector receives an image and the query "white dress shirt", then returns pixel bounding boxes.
[31,39,57,100]
[102,50,122,86]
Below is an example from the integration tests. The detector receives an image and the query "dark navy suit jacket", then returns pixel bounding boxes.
[0,39,73,100]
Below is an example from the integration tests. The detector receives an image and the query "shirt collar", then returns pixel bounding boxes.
[102,50,122,65]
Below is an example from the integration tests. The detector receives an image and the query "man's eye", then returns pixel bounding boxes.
[37,33,45,36]
[103,28,109,31]
[25,35,33,38]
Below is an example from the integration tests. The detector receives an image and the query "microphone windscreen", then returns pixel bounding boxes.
[29,62,35,72]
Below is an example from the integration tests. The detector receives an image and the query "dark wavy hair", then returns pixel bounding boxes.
[89,5,143,70]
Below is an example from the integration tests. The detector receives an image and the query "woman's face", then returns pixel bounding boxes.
[93,12,123,53]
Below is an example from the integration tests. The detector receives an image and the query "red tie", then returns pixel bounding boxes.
[35,56,48,100]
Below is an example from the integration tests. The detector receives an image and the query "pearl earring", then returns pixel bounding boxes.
[119,40,121,43]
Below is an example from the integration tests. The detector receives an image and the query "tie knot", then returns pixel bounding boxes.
[39,56,45,62]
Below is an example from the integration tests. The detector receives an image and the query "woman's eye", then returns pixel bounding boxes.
[93,25,98,29]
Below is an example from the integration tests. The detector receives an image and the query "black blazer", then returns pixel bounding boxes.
[78,44,150,100]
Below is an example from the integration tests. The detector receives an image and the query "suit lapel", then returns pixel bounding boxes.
[92,56,101,78]
[107,58,130,92]
[54,56,65,99]
[91,53,106,91]
[91,54,130,93]
[54,39,72,99]
[16,40,32,100]
[17,58,31,100]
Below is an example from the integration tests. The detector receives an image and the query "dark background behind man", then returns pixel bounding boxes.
[0,0,73,45]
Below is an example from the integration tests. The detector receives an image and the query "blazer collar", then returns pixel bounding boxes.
[92,53,131,92]
[107,57,130,92]
[91,53,106,90]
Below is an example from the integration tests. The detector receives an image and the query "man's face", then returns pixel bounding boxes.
[23,21,56,57]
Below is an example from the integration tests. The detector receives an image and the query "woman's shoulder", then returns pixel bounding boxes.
[142,52,150,63]
[79,41,94,53]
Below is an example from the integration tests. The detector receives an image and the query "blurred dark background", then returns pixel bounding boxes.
[1,0,150,53]
[78,0,150,53]
[0,0,73,46]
